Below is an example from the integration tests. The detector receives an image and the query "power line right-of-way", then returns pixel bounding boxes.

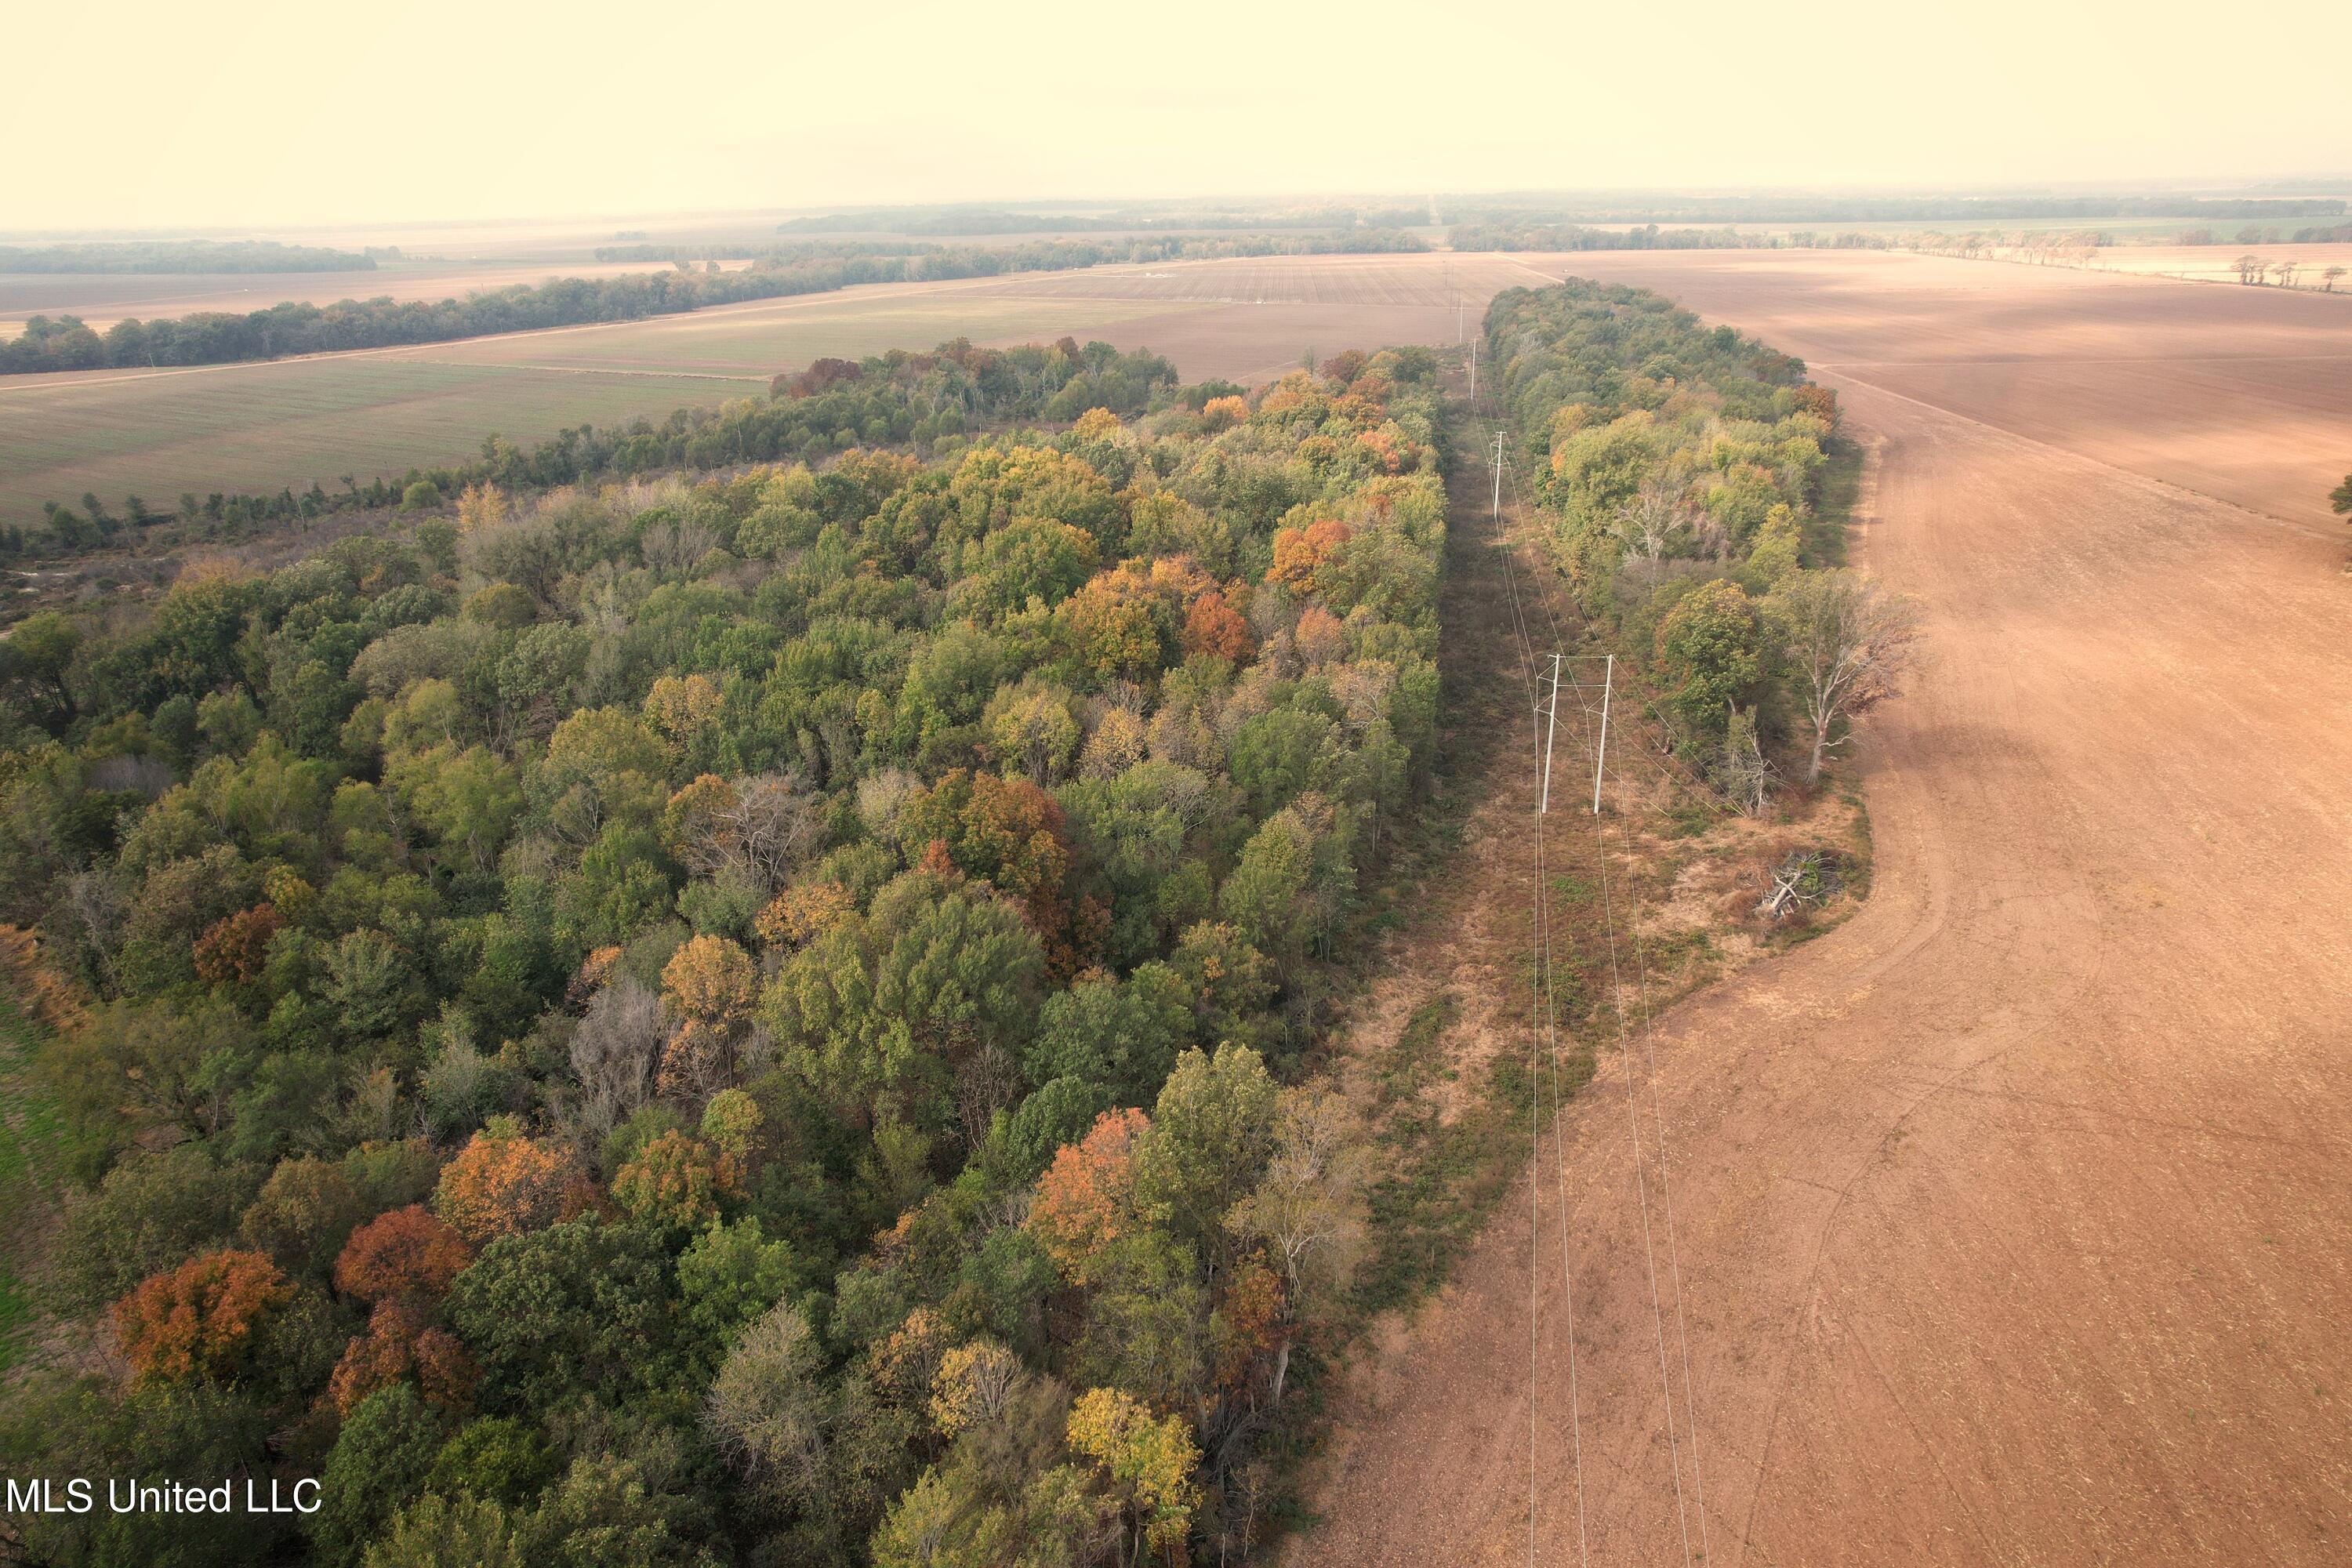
[1471,366,1711,1566]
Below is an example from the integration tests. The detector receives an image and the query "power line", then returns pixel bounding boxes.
[1489,398,1711,1566]
[1612,753,1715,1568]
[1473,370,1590,1568]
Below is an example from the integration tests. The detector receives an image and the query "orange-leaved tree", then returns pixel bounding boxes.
[1180,589,1252,664]
[1266,518,1351,599]
[1026,1107,1148,1282]
[431,1120,583,1246]
[113,1249,292,1385]
[897,770,1074,946]
[326,1298,478,1415]
[661,934,759,1024]
[191,904,281,987]
[332,1204,472,1305]
[658,934,758,1097]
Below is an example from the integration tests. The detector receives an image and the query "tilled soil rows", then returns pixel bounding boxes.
[1292,252,2352,1566]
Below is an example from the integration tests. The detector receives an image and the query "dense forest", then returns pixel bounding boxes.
[0,241,375,274]
[0,342,1454,1566]
[1485,278,1914,794]
[0,233,1422,379]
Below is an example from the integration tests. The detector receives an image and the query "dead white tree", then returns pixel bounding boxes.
[1767,570,1923,784]
[570,977,665,1136]
[723,772,826,892]
[1722,703,1773,815]
[1757,849,1827,919]
[1225,1083,1369,1406]
[1612,479,1689,586]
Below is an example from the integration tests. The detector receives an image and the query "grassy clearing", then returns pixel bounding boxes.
[1352,996,1535,1316]
[1806,434,1864,567]
[0,360,735,526]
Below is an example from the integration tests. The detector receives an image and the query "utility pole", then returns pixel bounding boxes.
[1491,433,1504,518]
[1592,653,1614,814]
[1540,653,1563,814]
[1469,336,1477,402]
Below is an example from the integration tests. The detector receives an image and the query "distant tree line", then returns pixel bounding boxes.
[1451,223,1896,252]
[1446,194,2347,226]
[2116,222,2352,245]
[779,204,1430,234]
[613,233,1431,266]
[593,240,941,263]
[1455,220,2352,263]
[11,340,1181,560]
[0,240,376,274]
[0,234,1422,379]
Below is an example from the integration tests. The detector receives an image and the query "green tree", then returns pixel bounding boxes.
[764,870,1044,1134]
[313,1384,447,1567]
[1653,578,1760,739]
[365,1492,524,1568]
[445,1218,677,1412]
[676,1217,804,1366]
[1133,1043,1277,1253]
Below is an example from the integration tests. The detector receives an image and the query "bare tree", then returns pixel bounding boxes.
[1766,570,1924,785]
[642,517,718,572]
[2323,265,2346,293]
[570,978,664,1136]
[1226,1083,1368,1406]
[2235,253,2266,285]
[2271,261,2301,289]
[1722,704,1774,815]
[705,1303,831,1507]
[1611,479,1689,586]
[723,772,826,892]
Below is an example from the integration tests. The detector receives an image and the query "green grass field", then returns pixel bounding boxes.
[0,288,1208,526]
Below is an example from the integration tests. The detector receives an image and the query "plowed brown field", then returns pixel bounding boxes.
[1289,252,2352,1565]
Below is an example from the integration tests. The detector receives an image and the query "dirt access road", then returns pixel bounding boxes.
[1294,252,2352,1565]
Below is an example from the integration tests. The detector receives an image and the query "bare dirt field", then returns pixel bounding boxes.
[1290,250,2352,1564]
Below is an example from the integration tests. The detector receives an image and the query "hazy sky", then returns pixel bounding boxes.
[10,0,2348,233]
